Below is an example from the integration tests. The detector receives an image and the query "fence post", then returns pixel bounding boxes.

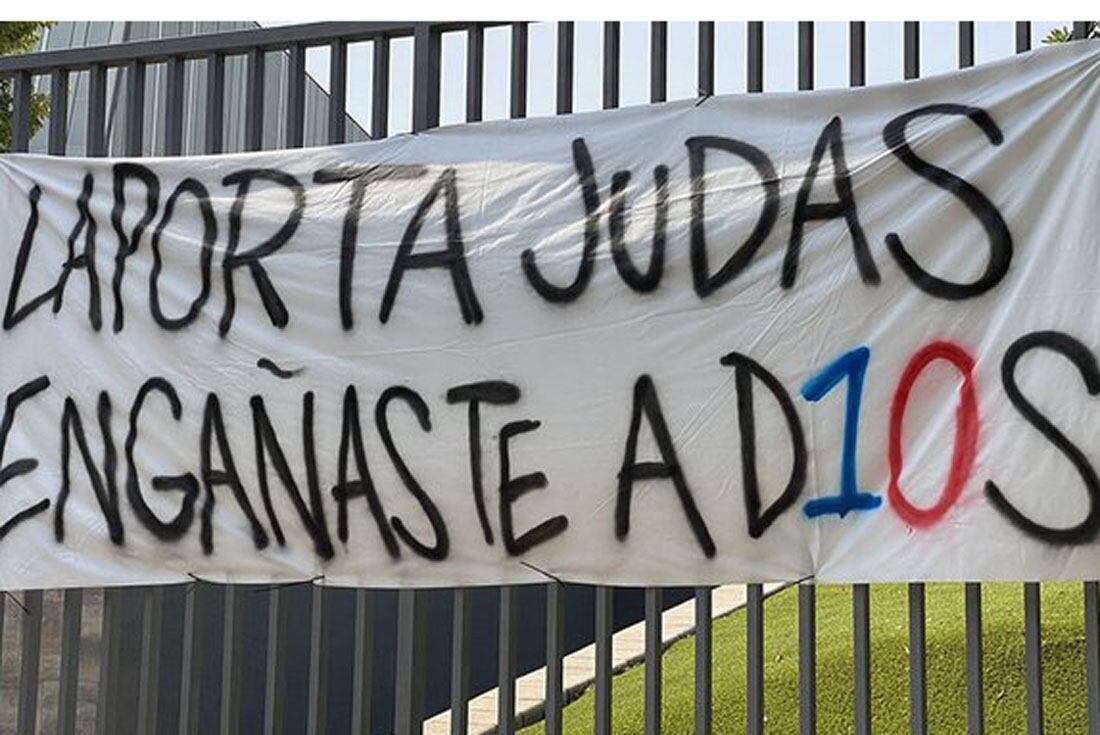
[393,589,426,735]
[594,586,613,735]
[17,590,43,735]
[644,587,662,735]
[412,24,441,132]
[799,583,816,735]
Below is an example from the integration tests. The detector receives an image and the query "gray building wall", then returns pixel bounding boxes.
[30,21,370,157]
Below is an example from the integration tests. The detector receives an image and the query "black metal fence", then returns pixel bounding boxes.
[0,19,1096,735]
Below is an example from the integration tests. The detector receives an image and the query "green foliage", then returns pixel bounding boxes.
[522,583,1091,734]
[1043,22,1099,44]
[0,22,53,154]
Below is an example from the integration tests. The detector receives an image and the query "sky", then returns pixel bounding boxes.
[279,21,1076,137]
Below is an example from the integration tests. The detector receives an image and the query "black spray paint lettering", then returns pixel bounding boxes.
[312,164,429,330]
[616,374,716,558]
[55,393,125,545]
[721,351,807,538]
[3,185,55,330]
[521,138,600,303]
[985,331,1100,545]
[785,116,879,289]
[125,377,199,540]
[0,377,51,540]
[111,163,160,333]
[498,419,569,555]
[380,168,483,325]
[686,136,780,298]
[446,380,521,546]
[375,386,450,560]
[250,392,335,560]
[54,173,103,330]
[149,178,217,330]
[523,138,670,302]
[608,165,669,292]
[333,385,400,558]
[200,393,270,554]
[883,104,1012,300]
[219,169,305,336]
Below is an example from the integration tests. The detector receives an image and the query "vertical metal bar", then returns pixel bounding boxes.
[798,21,814,90]
[286,43,306,148]
[245,48,264,151]
[854,584,872,735]
[96,590,123,735]
[958,22,975,68]
[466,24,484,122]
[307,586,328,735]
[498,586,518,735]
[57,589,83,735]
[165,56,185,155]
[555,22,574,114]
[1086,581,1100,735]
[204,52,225,154]
[450,589,471,735]
[11,71,32,152]
[264,588,288,735]
[393,589,426,735]
[904,21,920,80]
[747,583,764,735]
[412,24,441,131]
[694,587,712,735]
[747,22,764,93]
[849,22,866,87]
[545,583,566,735]
[178,584,205,735]
[371,37,390,139]
[86,64,107,156]
[17,590,43,735]
[48,69,69,155]
[644,587,662,735]
[697,21,714,98]
[351,589,374,735]
[1015,22,1032,52]
[125,61,145,156]
[328,39,348,143]
[1073,22,1092,39]
[966,583,984,735]
[138,587,165,735]
[1025,583,1043,735]
[510,23,528,119]
[221,585,242,735]
[650,22,668,104]
[799,583,816,735]
[602,21,620,109]
[594,586,613,735]
[909,583,927,735]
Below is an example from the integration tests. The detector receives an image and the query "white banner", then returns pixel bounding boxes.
[0,43,1097,589]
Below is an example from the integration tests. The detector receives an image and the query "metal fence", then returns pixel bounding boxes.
[0,19,1097,735]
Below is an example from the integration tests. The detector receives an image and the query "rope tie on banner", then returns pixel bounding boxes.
[694,92,714,107]
[4,591,29,615]
[519,560,567,586]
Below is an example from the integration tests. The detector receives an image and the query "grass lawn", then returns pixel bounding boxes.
[519,582,1091,734]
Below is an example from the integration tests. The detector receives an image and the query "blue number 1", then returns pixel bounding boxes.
[801,346,882,519]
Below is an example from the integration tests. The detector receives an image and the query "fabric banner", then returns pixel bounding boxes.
[0,43,1096,589]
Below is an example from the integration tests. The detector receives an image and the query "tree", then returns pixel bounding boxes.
[0,22,52,153]
[1043,22,1099,44]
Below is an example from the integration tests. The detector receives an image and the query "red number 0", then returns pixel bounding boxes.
[888,342,979,528]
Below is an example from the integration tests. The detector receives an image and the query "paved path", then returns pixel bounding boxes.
[425,583,783,734]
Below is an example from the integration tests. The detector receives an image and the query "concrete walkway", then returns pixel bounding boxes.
[424,584,782,734]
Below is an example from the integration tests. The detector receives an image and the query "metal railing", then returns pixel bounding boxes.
[0,19,1096,735]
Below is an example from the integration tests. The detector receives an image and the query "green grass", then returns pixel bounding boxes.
[520,583,1091,734]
